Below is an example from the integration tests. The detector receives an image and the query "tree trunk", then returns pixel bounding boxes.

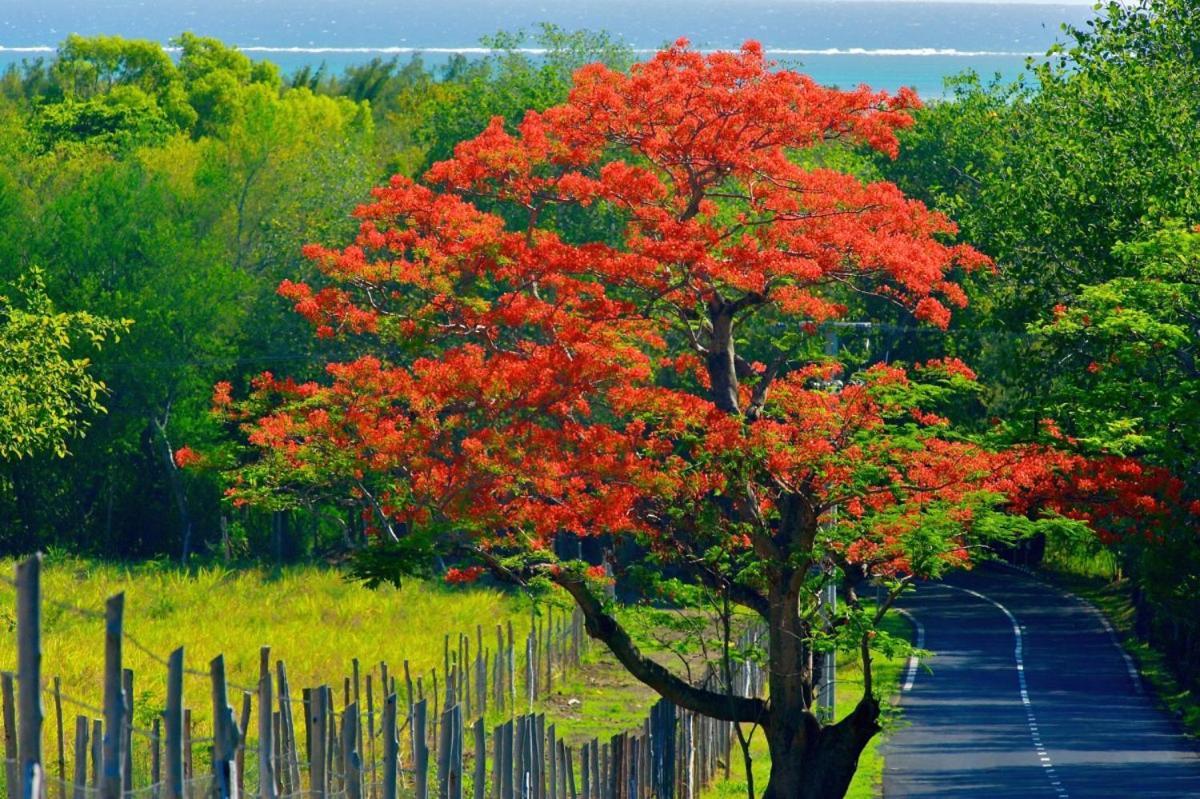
[759,578,881,799]
[761,697,880,799]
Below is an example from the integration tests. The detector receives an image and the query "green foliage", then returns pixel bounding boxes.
[33,89,176,153]
[1029,225,1200,464]
[0,269,129,460]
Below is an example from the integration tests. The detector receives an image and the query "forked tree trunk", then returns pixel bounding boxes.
[760,578,881,799]
[761,696,880,799]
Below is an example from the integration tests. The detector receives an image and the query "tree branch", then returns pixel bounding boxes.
[553,571,769,724]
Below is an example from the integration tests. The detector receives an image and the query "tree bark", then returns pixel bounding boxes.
[758,576,880,798]
[761,696,880,799]
[706,305,740,414]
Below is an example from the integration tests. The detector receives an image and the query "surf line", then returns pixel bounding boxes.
[935,583,1070,799]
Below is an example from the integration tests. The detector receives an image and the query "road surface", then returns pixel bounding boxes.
[882,565,1200,798]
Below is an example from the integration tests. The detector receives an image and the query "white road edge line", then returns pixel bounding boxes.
[894,608,925,692]
[937,583,1070,799]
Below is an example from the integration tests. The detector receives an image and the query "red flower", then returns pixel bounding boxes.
[444,566,485,585]
[173,446,202,469]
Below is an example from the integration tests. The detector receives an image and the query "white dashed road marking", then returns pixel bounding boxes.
[937,583,1070,799]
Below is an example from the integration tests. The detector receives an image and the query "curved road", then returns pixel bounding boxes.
[883,565,1200,798]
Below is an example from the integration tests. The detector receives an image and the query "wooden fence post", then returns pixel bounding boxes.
[101,594,125,799]
[365,677,376,799]
[275,662,300,795]
[52,678,64,799]
[472,720,484,799]
[164,649,184,799]
[122,669,133,798]
[340,702,362,799]
[71,718,87,799]
[237,693,250,799]
[3,672,17,799]
[258,649,276,799]
[381,694,397,799]
[150,719,160,799]
[446,706,462,799]
[15,556,42,799]
[310,688,327,799]
[90,721,101,791]
[412,699,428,799]
[210,655,241,799]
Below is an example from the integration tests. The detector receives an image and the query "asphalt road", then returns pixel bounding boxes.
[882,565,1200,798]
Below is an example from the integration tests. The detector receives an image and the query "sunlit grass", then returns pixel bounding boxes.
[0,557,533,788]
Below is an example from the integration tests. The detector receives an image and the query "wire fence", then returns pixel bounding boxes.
[0,555,765,799]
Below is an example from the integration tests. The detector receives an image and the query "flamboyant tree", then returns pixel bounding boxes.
[212,42,1181,798]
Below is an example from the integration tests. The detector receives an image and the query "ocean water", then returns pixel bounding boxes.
[0,0,1095,98]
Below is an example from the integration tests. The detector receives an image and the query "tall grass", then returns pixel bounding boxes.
[0,557,533,788]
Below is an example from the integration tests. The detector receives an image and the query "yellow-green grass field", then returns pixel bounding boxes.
[0,559,913,799]
[0,558,535,789]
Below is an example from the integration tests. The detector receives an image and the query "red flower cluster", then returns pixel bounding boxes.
[173,446,202,469]
[444,566,485,585]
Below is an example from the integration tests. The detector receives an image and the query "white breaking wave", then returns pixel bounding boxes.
[1,44,1040,58]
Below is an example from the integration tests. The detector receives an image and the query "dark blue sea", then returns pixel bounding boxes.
[0,0,1095,97]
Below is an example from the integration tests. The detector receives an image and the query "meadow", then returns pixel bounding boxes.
[0,558,535,789]
[0,558,911,799]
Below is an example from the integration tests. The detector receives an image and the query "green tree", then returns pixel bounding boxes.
[0,269,128,461]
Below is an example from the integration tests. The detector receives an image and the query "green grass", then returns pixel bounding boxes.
[0,558,917,799]
[1037,562,1200,738]
[0,557,536,786]
[700,610,913,799]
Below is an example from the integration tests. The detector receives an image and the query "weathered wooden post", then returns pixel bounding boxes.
[381,694,397,799]
[275,662,300,795]
[472,720,485,799]
[3,673,17,799]
[182,710,192,791]
[52,678,64,799]
[71,718,88,799]
[412,699,428,799]
[101,594,125,799]
[236,693,250,799]
[547,726,557,799]
[122,669,133,797]
[258,649,276,799]
[340,702,362,799]
[310,688,327,799]
[164,649,183,799]
[15,555,43,799]
[150,719,160,799]
[365,676,376,799]
[446,706,462,799]
[210,655,241,799]
[90,721,102,791]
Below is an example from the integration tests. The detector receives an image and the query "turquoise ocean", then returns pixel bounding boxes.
[0,0,1096,98]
